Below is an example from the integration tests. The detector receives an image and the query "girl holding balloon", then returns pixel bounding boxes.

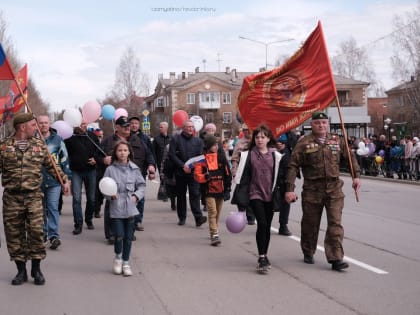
[102,140,146,276]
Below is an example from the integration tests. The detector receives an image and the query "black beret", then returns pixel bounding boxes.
[13,112,36,127]
[115,116,130,127]
[312,111,329,120]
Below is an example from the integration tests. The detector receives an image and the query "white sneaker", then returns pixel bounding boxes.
[113,259,123,275]
[122,264,133,277]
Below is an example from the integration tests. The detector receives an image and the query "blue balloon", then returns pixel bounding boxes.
[102,104,115,121]
[379,149,385,157]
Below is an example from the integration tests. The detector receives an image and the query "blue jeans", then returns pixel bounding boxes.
[134,197,145,225]
[42,185,62,239]
[112,217,135,261]
[71,169,96,227]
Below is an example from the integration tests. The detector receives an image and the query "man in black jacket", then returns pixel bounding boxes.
[65,121,102,235]
[169,120,207,226]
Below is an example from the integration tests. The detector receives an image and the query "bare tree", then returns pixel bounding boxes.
[111,46,150,115]
[331,37,384,96]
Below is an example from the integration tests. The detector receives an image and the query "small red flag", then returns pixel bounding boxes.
[0,64,28,124]
[0,43,15,80]
[238,21,337,137]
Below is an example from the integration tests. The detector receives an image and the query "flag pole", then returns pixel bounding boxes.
[13,77,66,186]
[334,96,359,202]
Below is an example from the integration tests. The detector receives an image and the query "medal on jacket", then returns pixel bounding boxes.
[305,143,319,153]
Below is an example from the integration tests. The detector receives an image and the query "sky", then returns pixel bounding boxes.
[1,0,417,112]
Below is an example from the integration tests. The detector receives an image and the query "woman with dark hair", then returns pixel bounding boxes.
[231,124,283,273]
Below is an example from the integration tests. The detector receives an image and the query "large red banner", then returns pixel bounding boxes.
[238,21,337,137]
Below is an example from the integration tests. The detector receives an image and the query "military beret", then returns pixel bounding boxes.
[13,112,36,127]
[312,111,329,120]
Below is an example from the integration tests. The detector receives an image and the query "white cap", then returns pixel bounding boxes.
[413,137,419,142]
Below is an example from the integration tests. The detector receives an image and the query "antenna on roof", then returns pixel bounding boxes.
[216,52,223,72]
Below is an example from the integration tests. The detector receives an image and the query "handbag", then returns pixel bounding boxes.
[157,182,168,201]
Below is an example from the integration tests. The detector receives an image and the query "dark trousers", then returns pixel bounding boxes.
[175,175,202,222]
[278,199,291,225]
[104,200,114,239]
[301,179,345,261]
[112,217,134,261]
[250,199,274,256]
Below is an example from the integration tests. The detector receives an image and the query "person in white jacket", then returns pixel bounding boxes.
[409,137,420,180]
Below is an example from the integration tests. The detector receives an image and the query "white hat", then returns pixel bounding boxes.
[413,137,419,142]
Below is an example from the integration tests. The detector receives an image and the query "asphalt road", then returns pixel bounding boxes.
[0,175,419,315]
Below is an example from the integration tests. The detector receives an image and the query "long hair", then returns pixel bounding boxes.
[111,140,134,163]
[249,124,277,150]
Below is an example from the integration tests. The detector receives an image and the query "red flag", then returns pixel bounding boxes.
[0,64,27,124]
[238,21,337,137]
[0,43,15,80]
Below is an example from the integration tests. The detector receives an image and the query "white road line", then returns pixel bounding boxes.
[270,227,389,275]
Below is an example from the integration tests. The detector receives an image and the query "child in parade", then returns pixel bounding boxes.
[194,135,232,246]
[103,141,146,276]
[231,125,283,273]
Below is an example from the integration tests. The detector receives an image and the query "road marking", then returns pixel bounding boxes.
[270,227,389,275]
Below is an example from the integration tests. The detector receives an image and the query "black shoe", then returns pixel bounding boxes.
[278,224,292,236]
[247,219,256,225]
[107,236,115,245]
[256,256,269,273]
[177,220,186,226]
[195,216,207,227]
[132,234,137,241]
[31,269,45,285]
[72,226,82,235]
[49,237,61,250]
[331,260,349,271]
[31,260,45,285]
[86,222,95,230]
[304,255,314,264]
[11,261,28,285]
[135,223,144,231]
[94,212,101,218]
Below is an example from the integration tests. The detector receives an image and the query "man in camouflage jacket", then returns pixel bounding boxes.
[0,113,70,285]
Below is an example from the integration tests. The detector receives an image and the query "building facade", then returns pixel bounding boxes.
[146,69,371,139]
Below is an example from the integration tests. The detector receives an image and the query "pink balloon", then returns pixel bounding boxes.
[82,100,102,123]
[115,108,128,120]
[51,120,73,140]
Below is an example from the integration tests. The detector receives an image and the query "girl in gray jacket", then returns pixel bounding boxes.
[103,140,146,276]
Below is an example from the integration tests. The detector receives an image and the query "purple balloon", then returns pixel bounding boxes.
[379,149,385,157]
[51,120,73,140]
[226,211,246,233]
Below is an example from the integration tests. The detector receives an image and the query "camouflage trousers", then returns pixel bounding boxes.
[2,190,46,261]
[300,178,345,261]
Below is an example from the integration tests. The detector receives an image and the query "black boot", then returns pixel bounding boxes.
[31,259,45,285]
[11,260,28,285]
[279,224,292,236]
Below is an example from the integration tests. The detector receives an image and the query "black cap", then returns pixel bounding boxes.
[115,116,130,127]
[128,116,140,122]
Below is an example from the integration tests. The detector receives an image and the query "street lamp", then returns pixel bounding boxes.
[384,117,392,140]
[239,36,294,70]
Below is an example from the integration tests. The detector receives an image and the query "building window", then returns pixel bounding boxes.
[204,112,214,123]
[223,112,232,123]
[222,92,231,104]
[199,92,221,109]
[337,90,349,106]
[187,93,195,104]
[156,97,164,107]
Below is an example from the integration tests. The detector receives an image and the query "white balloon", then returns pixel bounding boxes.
[63,108,82,127]
[358,141,366,150]
[190,115,203,132]
[51,120,73,140]
[99,177,118,196]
